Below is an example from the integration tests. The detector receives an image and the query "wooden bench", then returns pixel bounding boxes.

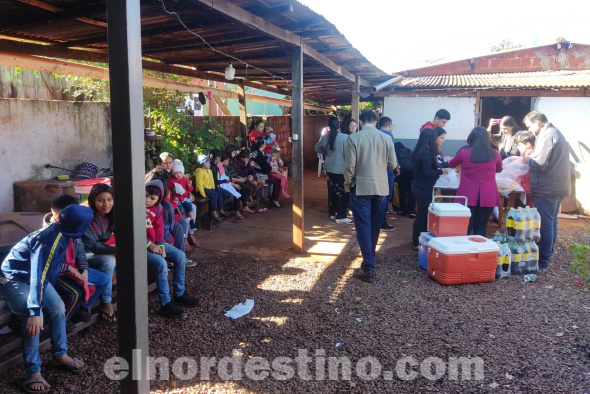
[0,277,157,373]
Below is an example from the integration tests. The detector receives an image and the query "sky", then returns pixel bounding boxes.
[297,0,590,74]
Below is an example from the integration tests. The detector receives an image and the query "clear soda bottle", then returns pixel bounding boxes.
[521,242,531,273]
[495,243,511,279]
[523,207,533,241]
[531,207,541,242]
[506,208,517,241]
[527,241,539,273]
[514,208,526,243]
[509,242,525,275]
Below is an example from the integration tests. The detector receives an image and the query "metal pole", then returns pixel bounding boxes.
[290,44,304,252]
[106,0,150,392]
[352,75,360,123]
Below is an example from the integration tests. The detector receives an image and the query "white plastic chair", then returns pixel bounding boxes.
[317,153,324,177]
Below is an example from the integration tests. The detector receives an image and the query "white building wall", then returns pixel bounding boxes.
[534,97,590,162]
[383,96,476,154]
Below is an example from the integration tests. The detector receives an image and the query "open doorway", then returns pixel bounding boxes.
[480,96,531,133]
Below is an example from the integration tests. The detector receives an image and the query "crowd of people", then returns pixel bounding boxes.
[317,108,571,285]
[0,117,293,392]
[0,109,571,391]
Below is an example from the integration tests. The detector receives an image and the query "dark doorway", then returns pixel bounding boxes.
[480,96,532,133]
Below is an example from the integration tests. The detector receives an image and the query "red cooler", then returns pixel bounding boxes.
[427,235,499,285]
[428,196,471,237]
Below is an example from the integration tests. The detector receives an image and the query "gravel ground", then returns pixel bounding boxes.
[1,220,589,393]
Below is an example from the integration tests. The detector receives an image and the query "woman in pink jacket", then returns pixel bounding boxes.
[448,126,503,237]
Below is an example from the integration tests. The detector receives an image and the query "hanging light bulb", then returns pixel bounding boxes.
[225,62,235,81]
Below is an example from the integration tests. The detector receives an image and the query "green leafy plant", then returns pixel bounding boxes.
[569,236,590,287]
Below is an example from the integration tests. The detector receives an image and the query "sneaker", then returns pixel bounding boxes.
[409,213,416,219]
[335,218,352,223]
[330,215,336,220]
[353,268,374,283]
[185,259,197,268]
[380,224,395,232]
[160,301,184,317]
[412,244,419,251]
[174,292,199,308]
[282,192,291,199]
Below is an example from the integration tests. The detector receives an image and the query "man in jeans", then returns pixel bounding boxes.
[523,111,571,270]
[344,110,397,282]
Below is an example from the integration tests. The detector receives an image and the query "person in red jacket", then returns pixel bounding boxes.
[145,179,198,318]
[514,131,536,207]
[168,159,197,230]
[248,119,266,147]
[420,109,451,132]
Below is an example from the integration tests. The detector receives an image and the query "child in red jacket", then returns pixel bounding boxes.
[515,131,536,207]
[146,179,198,318]
[168,159,197,230]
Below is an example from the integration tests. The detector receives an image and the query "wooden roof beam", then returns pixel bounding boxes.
[191,0,372,87]
[17,0,106,28]
[0,41,291,94]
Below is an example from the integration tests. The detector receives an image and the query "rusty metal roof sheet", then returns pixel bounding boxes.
[392,70,590,90]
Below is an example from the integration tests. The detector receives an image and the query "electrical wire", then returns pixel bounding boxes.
[158,0,292,85]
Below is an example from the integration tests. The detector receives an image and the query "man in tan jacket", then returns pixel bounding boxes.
[344,110,397,282]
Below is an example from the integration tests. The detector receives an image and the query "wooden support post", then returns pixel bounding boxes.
[290,45,304,252]
[352,75,360,122]
[213,96,231,116]
[237,81,248,146]
[106,0,149,392]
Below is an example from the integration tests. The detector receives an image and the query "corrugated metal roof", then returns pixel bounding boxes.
[393,70,590,89]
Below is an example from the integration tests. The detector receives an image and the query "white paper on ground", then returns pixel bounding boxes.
[224,299,254,319]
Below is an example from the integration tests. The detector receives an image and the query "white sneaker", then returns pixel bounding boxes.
[335,218,352,223]
[330,216,336,220]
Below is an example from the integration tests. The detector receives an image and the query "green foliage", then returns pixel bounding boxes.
[148,108,227,167]
[569,236,590,283]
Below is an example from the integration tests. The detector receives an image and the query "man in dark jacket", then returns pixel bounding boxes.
[523,111,571,270]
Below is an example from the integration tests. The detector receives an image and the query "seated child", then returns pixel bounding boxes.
[168,159,197,230]
[220,151,256,213]
[236,149,265,194]
[268,149,291,198]
[194,154,227,221]
[145,167,197,267]
[44,195,110,325]
[146,179,199,317]
[1,205,93,392]
[210,149,248,220]
[81,183,117,325]
[515,131,536,207]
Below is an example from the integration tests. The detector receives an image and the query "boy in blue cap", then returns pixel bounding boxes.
[1,204,93,393]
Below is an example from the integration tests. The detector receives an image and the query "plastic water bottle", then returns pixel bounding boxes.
[523,207,533,241]
[521,242,531,272]
[523,274,537,282]
[527,241,539,273]
[531,208,541,242]
[492,231,504,243]
[506,208,517,241]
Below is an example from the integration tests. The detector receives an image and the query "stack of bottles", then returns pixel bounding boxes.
[493,207,540,279]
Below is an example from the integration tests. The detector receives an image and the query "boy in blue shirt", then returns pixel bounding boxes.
[1,204,93,393]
